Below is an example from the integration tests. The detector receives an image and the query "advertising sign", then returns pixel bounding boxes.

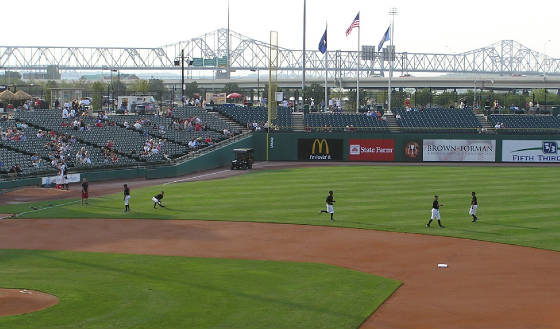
[423,139,496,162]
[41,173,80,186]
[502,140,560,163]
[402,140,423,162]
[348,139,395,161]
[205,92,227,105]
[298,138,343,161]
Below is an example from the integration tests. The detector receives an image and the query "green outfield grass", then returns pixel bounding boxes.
[2,165,560,251]
[0,249,399,329]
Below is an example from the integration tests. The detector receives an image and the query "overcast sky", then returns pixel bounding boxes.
[2,0,558,57]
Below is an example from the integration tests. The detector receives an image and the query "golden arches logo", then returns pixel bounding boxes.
[311,139,330,155]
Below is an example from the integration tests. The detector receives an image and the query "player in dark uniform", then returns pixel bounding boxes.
[81,178,89,205]
[319,190,335,221]
[123,184,131,212]
[470,192,478,222]
[152,191,165,208]
[426,195,445,228]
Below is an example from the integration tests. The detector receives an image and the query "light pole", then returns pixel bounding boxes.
[110,69,117,112]
[543,40,551,78]
[174,51,193,106]
[251,68,260,104]
[102,66,109,111]
[543,40,551,109]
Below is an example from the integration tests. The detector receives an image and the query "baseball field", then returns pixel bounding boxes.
[1,164,560,328]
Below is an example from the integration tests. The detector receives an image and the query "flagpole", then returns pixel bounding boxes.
[325,22,328,111]
[302,0,306,110]
[388,8,397,115]
[356,12,360,113]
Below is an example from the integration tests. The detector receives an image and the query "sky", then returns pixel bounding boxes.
[1,0,558,57]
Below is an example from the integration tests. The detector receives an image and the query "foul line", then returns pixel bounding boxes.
[13,199,82,218]
[163,169,232,185]
[5,164,269,219]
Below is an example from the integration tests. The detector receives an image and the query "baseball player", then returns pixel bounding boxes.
[319,190,335,221]
[59,162,69,190]
[470,192,478,222]
[81,178,89,205]
[123,184,131,212]
[426,195,445,228]
[152,191,165,208]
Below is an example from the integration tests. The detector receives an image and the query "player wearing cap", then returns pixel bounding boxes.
[319,190,335,221]
[426,195,445,228]
[470,192,478,222]
[152,191,165,208]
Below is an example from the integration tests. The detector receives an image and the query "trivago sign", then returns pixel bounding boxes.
[502,140,560,163]
[349,139,395,161]
[423,139,496,162]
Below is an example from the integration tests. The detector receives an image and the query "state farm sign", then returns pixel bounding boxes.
[348,139,395,161]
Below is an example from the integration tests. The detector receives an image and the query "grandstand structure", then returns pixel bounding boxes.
[0,106,245,179]
[1,29,560,78]
[3,104,560,180]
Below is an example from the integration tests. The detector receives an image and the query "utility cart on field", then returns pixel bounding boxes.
[231,148,254,170]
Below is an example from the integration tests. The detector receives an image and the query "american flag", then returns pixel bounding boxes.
[345,12,360,37]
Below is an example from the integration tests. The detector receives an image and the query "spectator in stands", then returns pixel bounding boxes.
[188,138,198,149]
[305,125,311,132]
[163,152,171,162]
[10,164,24,176]
[62,107,69,119]
[106,140,114,149]
[396,113,402,120]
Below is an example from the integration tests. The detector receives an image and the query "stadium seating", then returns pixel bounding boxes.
[304,113,389,132]
[215,105,293,130]
[0,146,54,178]
[394,108,481,133]
[109,114,227,147]
[172,106,242,134]
[488,114,560,134]
[14,109,187,164]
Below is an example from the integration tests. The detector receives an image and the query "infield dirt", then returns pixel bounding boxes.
[0,218,559,329]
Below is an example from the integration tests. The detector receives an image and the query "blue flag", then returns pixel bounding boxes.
[378,26,390,51]
[318,28,327,54]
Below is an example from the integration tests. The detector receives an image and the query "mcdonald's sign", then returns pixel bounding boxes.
[298,138,342,161]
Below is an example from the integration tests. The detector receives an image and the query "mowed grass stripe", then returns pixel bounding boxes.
[2,166,560,251]
[0,249,400,329]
